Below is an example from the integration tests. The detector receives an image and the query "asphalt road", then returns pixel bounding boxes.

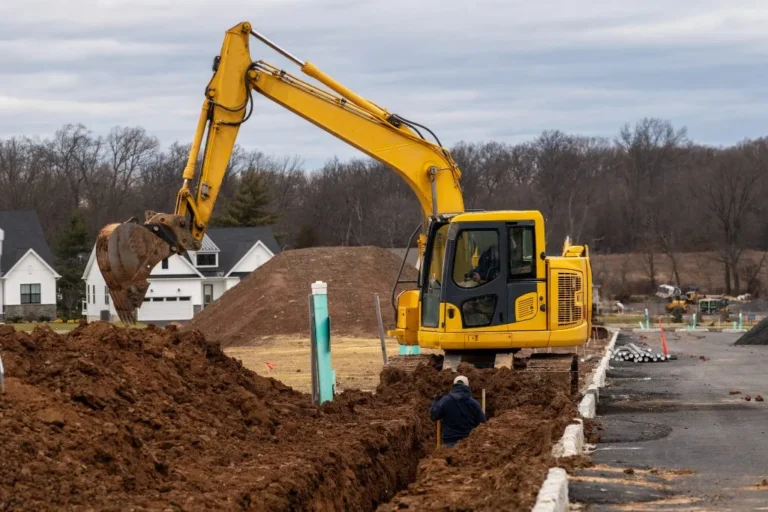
[571,331,768,511]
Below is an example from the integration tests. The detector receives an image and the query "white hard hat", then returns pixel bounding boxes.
[454,375,468,387]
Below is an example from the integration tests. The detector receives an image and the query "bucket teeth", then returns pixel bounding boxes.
[96,221,172,324]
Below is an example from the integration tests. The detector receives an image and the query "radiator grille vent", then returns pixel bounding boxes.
[558,272,583,326]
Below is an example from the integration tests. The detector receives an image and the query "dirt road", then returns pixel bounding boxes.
[571,332,768,510]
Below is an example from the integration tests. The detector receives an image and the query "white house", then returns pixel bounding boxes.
[82,226,279,324]
[0,211,61,322]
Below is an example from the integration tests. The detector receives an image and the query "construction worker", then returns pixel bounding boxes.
[430,375,487,447]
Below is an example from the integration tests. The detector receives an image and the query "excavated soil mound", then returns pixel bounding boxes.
[735,317,768,345]
[187,246,418,348]
[0,324,573,511]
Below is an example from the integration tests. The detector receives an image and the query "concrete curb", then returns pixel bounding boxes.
[722,329,747,333]
[535,329,618,511]
[578,329,618,419]
[531,468,569,512]
[675,328,710,333]
[578,394,596,418]
[552,419,584,458]
[632,328,661,333]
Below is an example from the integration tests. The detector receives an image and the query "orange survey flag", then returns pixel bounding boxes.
[658,318,669,356]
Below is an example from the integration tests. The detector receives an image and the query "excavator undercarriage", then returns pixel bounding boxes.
[387,351,580,396]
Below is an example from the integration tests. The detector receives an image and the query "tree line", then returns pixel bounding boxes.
[2,118,767,305]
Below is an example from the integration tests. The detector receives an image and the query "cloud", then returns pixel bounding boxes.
[2,1,768,167]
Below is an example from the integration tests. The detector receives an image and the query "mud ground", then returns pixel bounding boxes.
[571,332,768,511]
[0,323,577,511]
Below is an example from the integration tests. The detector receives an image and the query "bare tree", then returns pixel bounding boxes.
[693,141,768,294]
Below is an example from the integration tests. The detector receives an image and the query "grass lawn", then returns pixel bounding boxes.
[7,321,148,332]
[8,322,79,332]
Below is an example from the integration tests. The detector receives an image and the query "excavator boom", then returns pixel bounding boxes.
[97,22,464,322]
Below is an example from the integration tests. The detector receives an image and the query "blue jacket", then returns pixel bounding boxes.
[429,384,487,445]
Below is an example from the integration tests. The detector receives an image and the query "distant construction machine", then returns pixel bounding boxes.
[95,22,600,377]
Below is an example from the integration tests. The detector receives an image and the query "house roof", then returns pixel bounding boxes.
[199,234,220,252]
[0,210,56,276]
[184,226,280,277]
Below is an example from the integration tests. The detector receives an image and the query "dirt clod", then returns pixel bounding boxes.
[624,468,635,475]
[745,395,753,401]
[35,408,65,427]
[187,246,418,347]
[729,390,742,395]
[757,395,764,402]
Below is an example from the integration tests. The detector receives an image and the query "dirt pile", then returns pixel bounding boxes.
[188,246,418,347]
[0,323,427,510]
[0,324,574,511]
[734,317,768,345]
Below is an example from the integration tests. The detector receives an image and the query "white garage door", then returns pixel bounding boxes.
[138,297,194,322]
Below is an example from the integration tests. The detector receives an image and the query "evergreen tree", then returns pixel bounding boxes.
[55,212,90,319]
[212,169,279,227]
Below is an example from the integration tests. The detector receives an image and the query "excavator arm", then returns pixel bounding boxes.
[97,21,464,323]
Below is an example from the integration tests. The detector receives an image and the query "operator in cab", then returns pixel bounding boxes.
[430,375,487,447]
[466,245,500,285]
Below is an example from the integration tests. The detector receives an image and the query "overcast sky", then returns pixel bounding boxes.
[2,0,768,168]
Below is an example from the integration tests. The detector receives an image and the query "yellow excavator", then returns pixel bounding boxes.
[97,22,596,380]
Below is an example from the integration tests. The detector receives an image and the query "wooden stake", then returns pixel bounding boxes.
[436,420,442,447]
[374,294,387,365]
[481,389,486,414]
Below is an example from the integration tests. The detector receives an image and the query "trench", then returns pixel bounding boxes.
[288,358,580,512]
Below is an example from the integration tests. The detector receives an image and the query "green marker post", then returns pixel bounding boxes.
[399,344,421,355]
[311,281,335,404]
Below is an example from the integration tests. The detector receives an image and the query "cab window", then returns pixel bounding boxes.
[509,225,535,279]
[453,230,500,288]
[421,223,449,328]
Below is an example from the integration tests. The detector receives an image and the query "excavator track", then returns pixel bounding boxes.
[386,351,579,396]
[517,353,579,396]
[386,354,442,373]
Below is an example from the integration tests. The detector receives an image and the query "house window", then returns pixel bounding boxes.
[203,284,213,307]
[161,258,169,270]
[196,253,217,267]
[104,286,110,305]
[87,285,91,304]
[21,284,41,304]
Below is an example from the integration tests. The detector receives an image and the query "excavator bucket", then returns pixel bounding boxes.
[96,219,172,324]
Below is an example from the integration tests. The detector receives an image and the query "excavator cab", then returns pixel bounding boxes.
[390,210,592,373]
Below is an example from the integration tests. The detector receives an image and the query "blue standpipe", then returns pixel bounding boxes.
[399,345,421,355]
